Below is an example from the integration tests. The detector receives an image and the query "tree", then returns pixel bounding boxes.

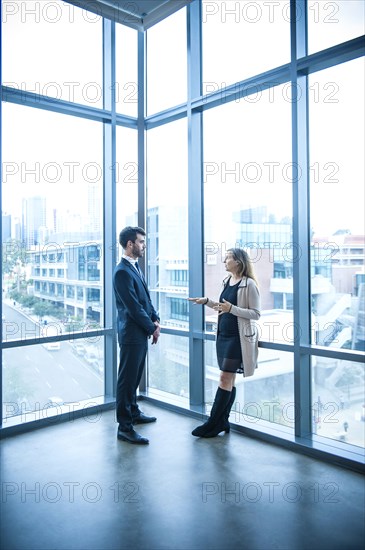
[21,296,38,308]
[33,302,53,319]
[3,364,35,416]
[2,239,26,275]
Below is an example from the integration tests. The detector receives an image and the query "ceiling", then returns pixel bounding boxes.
[64,0,192,31]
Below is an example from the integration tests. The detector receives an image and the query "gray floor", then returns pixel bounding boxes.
[1,404,364,550]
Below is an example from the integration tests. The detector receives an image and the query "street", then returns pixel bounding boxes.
[2,302,104,419]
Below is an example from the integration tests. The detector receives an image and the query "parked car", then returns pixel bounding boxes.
[42,325,61,351]
[85,351,98,364]
[88,359,103,375]
[43,341,61,351]
[71,342,86,356]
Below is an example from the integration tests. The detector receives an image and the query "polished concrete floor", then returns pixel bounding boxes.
[1,404,364,550]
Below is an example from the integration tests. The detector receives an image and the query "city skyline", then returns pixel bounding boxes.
[3,200,365,252]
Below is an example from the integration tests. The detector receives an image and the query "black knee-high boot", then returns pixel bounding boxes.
[203,386,237,438]
[224,386,236,426]
[192,387,231,437]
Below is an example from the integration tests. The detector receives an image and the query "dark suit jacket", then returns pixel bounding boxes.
[113,258,159,345]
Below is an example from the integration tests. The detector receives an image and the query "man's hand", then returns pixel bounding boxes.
[152,322,160,345]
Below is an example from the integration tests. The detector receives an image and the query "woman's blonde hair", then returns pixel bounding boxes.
[227,248,258,286]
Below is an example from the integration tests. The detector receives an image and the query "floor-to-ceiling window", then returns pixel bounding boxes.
[143,0,364,462]
[2,104,105,419]
[1,0,364,467]
[115,23,138,236]
[1,1,107,422]
[146,116,189,401]
[146,7,187,115]
[309,57,364,447]
[203,87,295,428]
[145,8,189,404]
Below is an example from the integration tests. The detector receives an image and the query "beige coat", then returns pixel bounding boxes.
[206,277,261,377]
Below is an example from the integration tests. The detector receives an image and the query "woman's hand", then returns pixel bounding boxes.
[213,299,232,315]
[188,297,208,305]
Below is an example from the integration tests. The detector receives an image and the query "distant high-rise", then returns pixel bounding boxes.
[87,183,102,234]
[13,218,22,242]
[22,196,47,247]
[2,212,11,242]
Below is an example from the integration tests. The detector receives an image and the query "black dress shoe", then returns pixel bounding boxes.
[132,413,157,425]
[117,428,149,444]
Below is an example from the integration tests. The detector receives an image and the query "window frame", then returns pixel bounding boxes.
[0,0,363,471]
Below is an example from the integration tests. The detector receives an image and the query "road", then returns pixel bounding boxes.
[2,303,105,418]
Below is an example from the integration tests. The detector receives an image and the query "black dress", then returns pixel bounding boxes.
[216,279,243,374]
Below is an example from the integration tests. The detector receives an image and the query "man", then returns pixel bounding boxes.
[113,226,160,444]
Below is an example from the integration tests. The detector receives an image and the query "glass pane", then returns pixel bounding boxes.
[2,103,103,336]
[203,85,293,344]
[146,118,188,329]
[148,334,189,402]
[147,8,187,114]
[202,0,290,94]
[312,357,364,448]
[308,0,365,54]
[205,342,294,430]
[2,0,103,107]
[2,337,104,421]
[115,24,138,117]
[116,126,138,259]
[309,59,364,350]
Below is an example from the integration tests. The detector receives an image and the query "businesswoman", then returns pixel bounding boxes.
[188,248,260,438]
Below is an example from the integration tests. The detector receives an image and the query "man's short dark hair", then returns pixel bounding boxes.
[119,226,146,249]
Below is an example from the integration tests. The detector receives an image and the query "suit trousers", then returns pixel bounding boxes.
[116,341,148,431]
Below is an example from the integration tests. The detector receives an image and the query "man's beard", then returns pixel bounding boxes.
[132,244,143,258]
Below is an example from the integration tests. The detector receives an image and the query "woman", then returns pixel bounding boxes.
[188,248,260,438]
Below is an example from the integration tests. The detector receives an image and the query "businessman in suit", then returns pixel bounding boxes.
[113,226,160,444]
